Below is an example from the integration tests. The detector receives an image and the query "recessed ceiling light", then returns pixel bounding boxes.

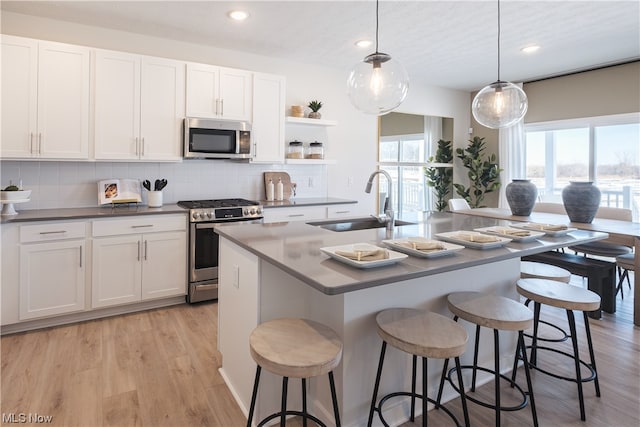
[228,10,249,21]
[521,45,540,54]
[355,39,373,48]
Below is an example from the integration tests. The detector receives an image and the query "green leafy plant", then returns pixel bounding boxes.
[424,139,453,211]
[308,100,323,112]
[453,136,502,208]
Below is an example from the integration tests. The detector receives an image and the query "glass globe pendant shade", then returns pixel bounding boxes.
[472,80,528,129]
[347,52,409,115]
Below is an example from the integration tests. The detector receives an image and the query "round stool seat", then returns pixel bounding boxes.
[616,253,635,270]
[517,278,601,312]
[249,318,342,379]
[521,261,571,283]
[447,292,533,331]
[571,241,631,257]
[376,308,468,359]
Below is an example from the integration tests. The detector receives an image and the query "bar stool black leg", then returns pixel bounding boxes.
[582,311,601,397]
[247,366,261,427]
[367,341,387,427]
[471,325,481,392]
[530,302,542,365]
[422,357,428,427]
[280,377,288,426]
[411,355,417,422]
[454,357,470,427]
[436,357,450,408]
[518,331,538,427]
[302,378,308,427]
[493,329,501,427]
[567,310,586,421]
[328,371,341,427]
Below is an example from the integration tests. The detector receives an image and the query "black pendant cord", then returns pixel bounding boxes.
[375,0,380,54]
[497,0,501,81]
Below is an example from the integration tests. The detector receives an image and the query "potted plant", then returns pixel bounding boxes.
[424,139,453,211]
[307,100,323,119]
[453,136,502,208]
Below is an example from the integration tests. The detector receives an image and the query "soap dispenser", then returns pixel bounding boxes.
[266,179,274,201]
[276,178,284,201]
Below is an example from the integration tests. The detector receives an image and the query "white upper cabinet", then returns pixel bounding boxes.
[94,50,185,161]
[186,63,252,121]
[251,73,285,163]
[1,36,90,159]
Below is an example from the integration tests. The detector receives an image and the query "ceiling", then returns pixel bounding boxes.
[2,0,639,92]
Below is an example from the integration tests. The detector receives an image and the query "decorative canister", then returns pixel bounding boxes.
[291,105,304,118]
[505,179,537,216]
[562,181,601,223]
[287,141,304,159]
[306,141,324,159]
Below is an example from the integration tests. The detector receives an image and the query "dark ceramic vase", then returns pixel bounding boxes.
[505,179,538,216]
[562,181,601,223]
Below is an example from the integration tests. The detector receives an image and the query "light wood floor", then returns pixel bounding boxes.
[1,274,638,427]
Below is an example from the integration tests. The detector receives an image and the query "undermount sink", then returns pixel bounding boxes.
[307,217,415,232]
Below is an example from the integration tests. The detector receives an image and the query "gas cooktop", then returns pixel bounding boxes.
[178,198,263,222]
[177,198,260,209]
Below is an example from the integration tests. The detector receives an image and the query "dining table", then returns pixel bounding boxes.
[453,207,640,327]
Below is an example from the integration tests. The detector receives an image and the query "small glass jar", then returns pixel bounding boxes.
[306,141,324,159]
[287,141,304,159]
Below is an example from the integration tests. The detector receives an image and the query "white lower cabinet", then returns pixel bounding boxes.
[19,222,87,320]
[92,215,187,308]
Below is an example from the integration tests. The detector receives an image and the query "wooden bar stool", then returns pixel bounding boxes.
[513,278,601,421]
[367,308,470,427]
[438,292,538,427]
[520,261,572,342]
[520,261,571,283]
[247,318,343,427]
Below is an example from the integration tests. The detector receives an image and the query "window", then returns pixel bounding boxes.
[525,113,640,220]
[378,134,430,218]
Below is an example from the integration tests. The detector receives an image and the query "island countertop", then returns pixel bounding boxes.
[214,212,608,295]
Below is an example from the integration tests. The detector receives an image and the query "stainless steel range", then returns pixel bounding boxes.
[178,198,263,303]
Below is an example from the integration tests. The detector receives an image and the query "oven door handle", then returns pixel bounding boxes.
[195,222,219,230]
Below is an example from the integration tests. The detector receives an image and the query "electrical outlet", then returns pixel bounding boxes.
[308,177,315,188]
[347,176,354,187]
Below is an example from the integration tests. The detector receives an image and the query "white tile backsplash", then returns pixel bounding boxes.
[0,160,328,209]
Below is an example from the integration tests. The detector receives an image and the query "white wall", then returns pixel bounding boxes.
[1,11,470,212]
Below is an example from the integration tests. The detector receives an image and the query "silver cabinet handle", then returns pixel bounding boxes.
[220,99,224,116]
[79,246,83,268]
[141,137,145,156]
[137,240,141,261]
[335,210,351,214]
[253,142,257,158]
[38,133,42,155]
[215,99,220,115]
[144,240,148,260]
[131,224,153,228]
[39,230,67,235]
[30,132,34,154]
[288,214,305,217]
[134,137,138,155]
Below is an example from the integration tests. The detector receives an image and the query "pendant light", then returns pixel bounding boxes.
[472,0,528,129]
[347,0,409,115]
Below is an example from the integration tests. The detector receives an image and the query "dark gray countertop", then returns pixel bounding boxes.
[260,197,357,209]
[214,212,609,295]
[0,204,187,223]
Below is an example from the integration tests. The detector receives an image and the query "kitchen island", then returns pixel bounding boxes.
[215,212,608,427]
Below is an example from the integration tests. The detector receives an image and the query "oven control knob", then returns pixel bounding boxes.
[192,212,200,220]
[243,208,249,215]
[256,208,262,215]
[206,211,212,218]
[249,208,256,215]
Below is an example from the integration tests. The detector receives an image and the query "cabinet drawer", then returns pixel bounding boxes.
[262,206,326,223]
[327,205,361,218]
[20,221,86,243]
[92,214,187,237]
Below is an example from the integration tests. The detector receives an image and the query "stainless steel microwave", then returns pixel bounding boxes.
[183,118,251,159]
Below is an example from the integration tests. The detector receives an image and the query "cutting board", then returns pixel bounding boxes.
[263,172,292,200]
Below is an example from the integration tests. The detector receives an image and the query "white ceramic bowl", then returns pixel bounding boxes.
[0,190,31,201]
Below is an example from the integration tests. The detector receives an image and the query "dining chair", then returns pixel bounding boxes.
[448,198,471,212]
